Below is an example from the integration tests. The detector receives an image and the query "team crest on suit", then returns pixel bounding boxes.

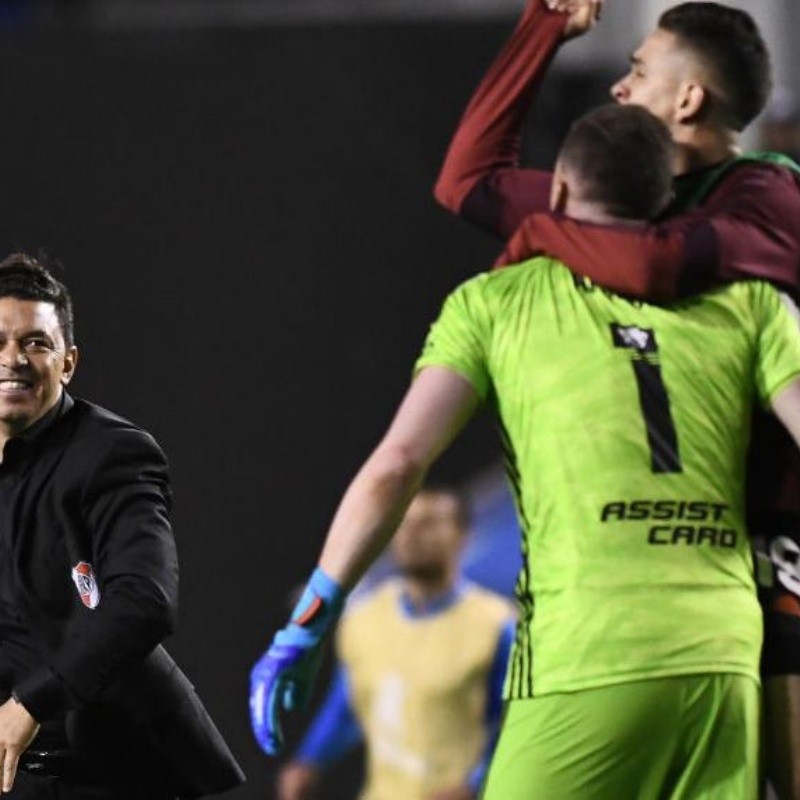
[71,562,100,609]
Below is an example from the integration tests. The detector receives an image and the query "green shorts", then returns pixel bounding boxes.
[482,674,760,800]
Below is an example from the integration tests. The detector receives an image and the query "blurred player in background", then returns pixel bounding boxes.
[435,2,800,794]
[251,103,800,799]
[277,487,514,800]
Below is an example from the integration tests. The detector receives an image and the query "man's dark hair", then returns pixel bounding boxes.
[559,104,674,220]
[419,484,470,532]
[659,2,772,132]
[0,253,75,347]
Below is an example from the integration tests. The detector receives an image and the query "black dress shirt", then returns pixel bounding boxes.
[0,394,70,744]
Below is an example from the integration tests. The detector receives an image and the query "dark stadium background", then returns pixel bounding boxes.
[0,13,611,798]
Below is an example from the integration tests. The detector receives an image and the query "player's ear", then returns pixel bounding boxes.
[675,79,707,124]
[550,161,569,213]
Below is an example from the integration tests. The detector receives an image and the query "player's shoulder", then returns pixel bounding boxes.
[734,152,800,180]
[487,255,566,285]
[459,581,516,626]
[746,283,800,330]
[337,578,401,656]
[714,154,800,203]
[342,577,401,622]
[689,278,782,307]
[454,257,570,305]
[698,280,799,335]
[726,278,791,308]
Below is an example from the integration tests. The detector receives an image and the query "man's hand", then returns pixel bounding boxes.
[545,0,605,40]
[0,697,39,793]
[249,625,325,756]
[249,568,345,757]
[429,786,476,800]
[277,761,321,800]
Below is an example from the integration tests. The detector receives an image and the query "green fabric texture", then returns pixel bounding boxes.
[416,260,800,699]
[482,674,759,800]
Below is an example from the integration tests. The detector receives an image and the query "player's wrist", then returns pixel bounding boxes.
[286,567,346,642]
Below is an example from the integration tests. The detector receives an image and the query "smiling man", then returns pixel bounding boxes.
[0,254,243,799]
[0,279,77,439]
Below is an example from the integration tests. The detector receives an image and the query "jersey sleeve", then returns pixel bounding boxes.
[293,666,363,767]
[752,285,800,406]
[433,0,563,240]
[414,276,494,400]
[498,165,800,301]
[468,617,515,793]
[499,213,687,299]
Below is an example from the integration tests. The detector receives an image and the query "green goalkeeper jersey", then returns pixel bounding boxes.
[415,259,800,699]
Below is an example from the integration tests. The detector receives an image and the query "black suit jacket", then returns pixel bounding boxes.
[4,394,244,797]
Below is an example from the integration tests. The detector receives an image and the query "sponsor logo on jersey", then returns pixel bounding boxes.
[646,525,737,548]
[600,500,728,522]
[611,324,657,353]
[600,499,738,548]
[71,561,100,609]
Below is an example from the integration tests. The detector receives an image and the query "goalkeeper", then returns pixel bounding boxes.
[250,104,800,798]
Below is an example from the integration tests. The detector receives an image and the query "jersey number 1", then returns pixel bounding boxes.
[611,324,682,474]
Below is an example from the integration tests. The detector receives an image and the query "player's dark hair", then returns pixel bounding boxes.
[659,2,772,131]
[559,104,674,220]
[419,485,470,532]
[0,252,75,347]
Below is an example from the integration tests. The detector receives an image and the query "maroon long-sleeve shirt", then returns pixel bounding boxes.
[435,0,800,302]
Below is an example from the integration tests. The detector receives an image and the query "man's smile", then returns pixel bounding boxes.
[0,377,35,395]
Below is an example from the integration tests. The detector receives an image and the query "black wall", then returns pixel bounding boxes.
[0,19,610,797]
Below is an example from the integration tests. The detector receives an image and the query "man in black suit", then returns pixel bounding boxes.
[0,253,244,799]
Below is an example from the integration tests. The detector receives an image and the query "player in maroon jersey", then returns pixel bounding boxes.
[435,1,800,297]
[434,2,800,797]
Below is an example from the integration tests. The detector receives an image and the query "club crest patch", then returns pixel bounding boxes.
[71,562,100,609]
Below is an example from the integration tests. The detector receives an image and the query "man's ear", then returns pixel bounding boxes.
[61,346,79,386]
[550,166,570,214]
[675,79,708,124]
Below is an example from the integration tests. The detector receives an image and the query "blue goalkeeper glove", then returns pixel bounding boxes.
[249,567,346,756]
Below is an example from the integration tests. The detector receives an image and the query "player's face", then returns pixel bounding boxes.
[0,297,77,440]
[611,28,691,130]
[391,493,464,581]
